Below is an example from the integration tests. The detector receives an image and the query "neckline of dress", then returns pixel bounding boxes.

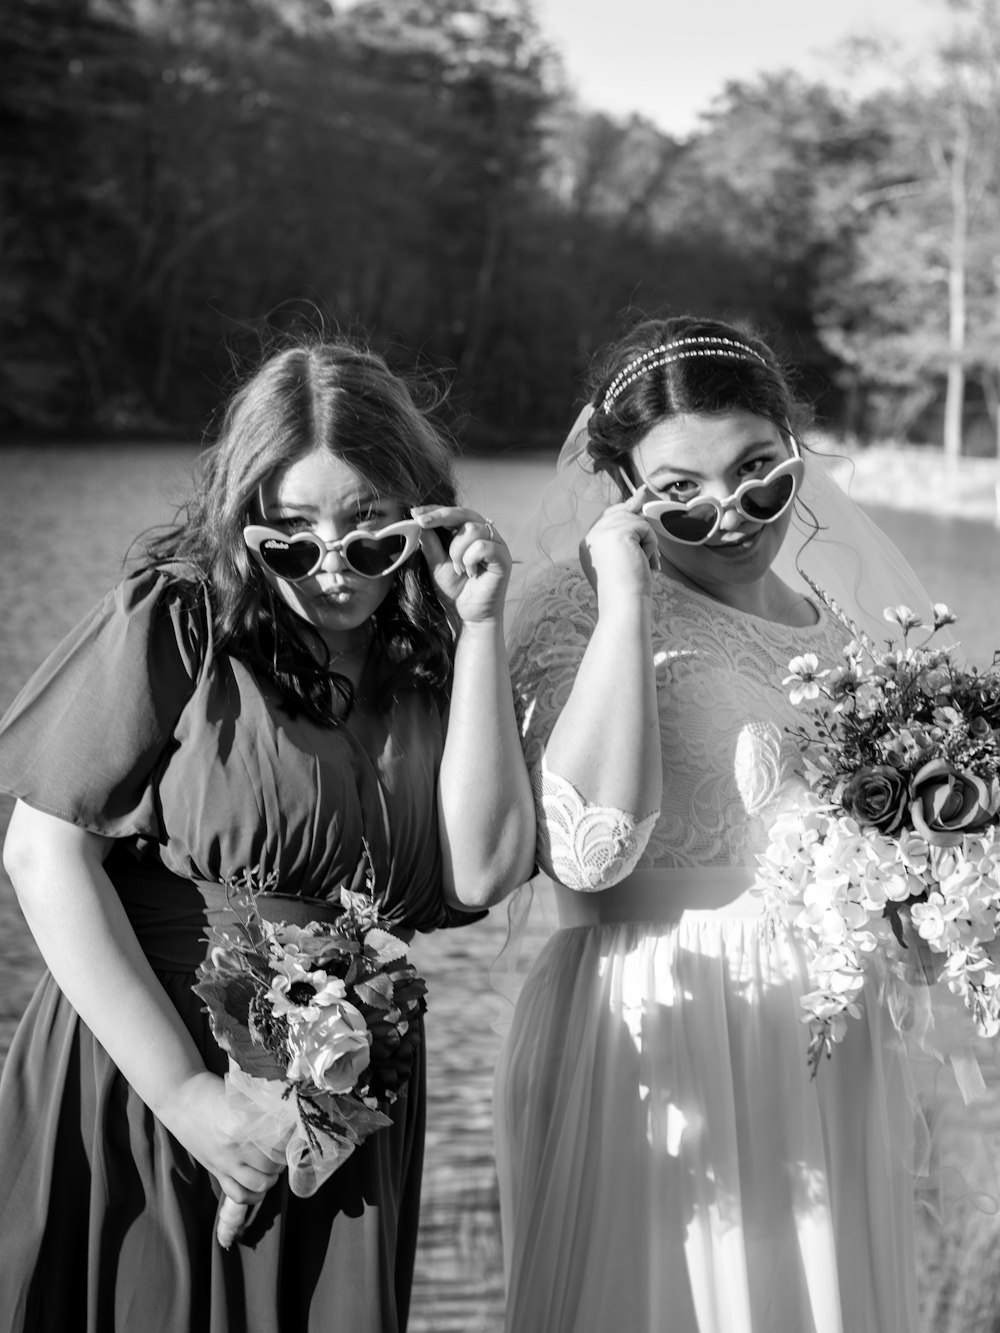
[654,574,828,636]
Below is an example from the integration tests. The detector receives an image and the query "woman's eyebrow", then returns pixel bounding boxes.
[271,487,387,513]
[645,439,780,482]
[645,463,702,482]
[269,500,318,516]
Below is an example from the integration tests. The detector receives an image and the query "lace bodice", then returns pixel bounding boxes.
[509,563,847,875]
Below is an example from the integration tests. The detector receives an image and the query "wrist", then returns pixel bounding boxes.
[454,615,505,638]
[596,589,654,626]
[145,1063,212,1125]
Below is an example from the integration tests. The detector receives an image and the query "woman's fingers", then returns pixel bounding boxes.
[622,483,650,514]
[216,1176,270,1207]
[447,531,505,579]
[639,520,661,571]
[160,1072,288,1201]
[607,488,660,568]
[416,525,448,567]
[412,506,508,579]
[412,504,493,530]
[218,1159,283,1204]
[580,498,662,590]
[241,1143,283,1178]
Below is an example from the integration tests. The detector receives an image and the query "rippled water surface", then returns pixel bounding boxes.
[1,443,999,1329]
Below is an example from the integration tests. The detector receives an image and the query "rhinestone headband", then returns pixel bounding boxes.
[600,336,767,414]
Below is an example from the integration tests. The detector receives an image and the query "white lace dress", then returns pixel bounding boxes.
[493,565,919,1333]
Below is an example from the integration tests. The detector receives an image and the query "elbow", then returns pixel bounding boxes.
[1,799,53,895]
[447,790,537,908]
[445,881,501,911]
[3,803,111,906]
[2,819,54,924]
[449,861,536,912]
[443,876,499,911]
[444,823,537,911]
[2,823,30,889]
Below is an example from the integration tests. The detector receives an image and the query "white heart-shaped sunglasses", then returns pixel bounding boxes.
[619,440,804,545]
[243,520,422,581]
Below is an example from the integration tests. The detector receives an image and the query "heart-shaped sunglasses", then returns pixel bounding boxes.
[619,443,804,546]
[243,520,422,581]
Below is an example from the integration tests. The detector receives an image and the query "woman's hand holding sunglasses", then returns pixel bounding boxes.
[579,486,661,601]
[411,505,511,625]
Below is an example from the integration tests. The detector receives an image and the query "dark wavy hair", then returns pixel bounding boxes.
[586,314,813,481]
[143,339,458,724]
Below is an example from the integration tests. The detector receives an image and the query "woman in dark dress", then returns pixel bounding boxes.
[0,339,534,1332]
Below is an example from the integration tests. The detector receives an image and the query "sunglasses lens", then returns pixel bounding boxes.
[257,536,321,580]
[741,473,796,520]
[658,504,717,543]
[346,534,408,577]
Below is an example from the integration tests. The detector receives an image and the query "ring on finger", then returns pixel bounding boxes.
[482,517,497,542]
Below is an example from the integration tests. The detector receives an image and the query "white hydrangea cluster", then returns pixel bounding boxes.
[754,795,1000,1071]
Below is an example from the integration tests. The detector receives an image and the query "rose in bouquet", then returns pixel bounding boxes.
[192,860,427,1247]
[754,593,1000,1075]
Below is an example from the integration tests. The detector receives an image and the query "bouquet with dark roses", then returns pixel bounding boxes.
[193,861,426,1247]
[753,594,1000,1075]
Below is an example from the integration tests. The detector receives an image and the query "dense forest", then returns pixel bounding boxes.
[4,0,1000,452]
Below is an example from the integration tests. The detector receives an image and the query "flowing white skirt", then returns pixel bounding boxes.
[493,873,918,1333]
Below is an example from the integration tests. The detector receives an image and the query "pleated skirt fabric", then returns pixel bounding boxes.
[0,968,424,1333]
[493,903,918,1333]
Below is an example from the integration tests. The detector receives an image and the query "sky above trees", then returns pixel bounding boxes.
[533,0,950,135]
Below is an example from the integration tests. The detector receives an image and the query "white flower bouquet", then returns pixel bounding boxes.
[754,600,1000,1076]
[193,862,426,1246]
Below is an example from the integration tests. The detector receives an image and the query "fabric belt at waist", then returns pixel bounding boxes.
[553,866,760,929]
[110,863,413,972]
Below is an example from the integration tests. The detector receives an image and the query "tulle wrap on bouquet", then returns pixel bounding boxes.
[223,1059,392,1197]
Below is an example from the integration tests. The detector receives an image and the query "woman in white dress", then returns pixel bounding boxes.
[493,315,940,1333]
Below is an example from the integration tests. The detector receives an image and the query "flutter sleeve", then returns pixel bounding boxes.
[508,564,657,891]
[0,566,207,841]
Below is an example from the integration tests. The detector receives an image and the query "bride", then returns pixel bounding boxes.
[493,315,947,1333]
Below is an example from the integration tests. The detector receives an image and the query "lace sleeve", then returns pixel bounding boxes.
[508,564,657,890]
[532,761,658,891]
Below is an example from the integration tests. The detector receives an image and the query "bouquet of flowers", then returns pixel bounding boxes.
[193,858,426,1247]
[754,596,1000,1076]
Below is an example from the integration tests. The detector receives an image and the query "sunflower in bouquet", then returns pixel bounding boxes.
[755,591,1000,1074]
[193,857,427,1246]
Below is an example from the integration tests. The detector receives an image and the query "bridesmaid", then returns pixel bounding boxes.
[0,337,534,1332]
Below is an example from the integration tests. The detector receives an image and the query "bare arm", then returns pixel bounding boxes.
[413,507,535,909]
[540,493,663,822]
[4,801,281,1205]
[438,616,535,907]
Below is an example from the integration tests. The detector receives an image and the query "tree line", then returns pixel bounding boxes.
[4,0,1000,454]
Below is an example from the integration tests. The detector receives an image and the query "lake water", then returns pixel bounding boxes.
[1,442,999,1330]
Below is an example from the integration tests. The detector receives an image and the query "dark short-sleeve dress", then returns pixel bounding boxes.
[0,567,473,1333]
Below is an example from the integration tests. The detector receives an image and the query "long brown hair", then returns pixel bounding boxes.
[144,339,458,723]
